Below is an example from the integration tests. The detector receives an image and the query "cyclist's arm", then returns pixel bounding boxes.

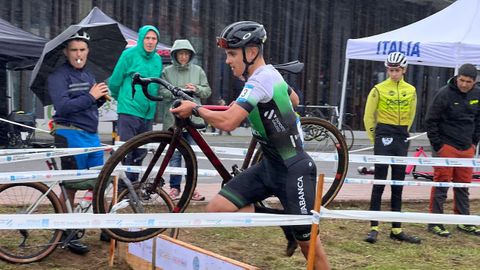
[170,100,248,132]
[407,90,417,131]
[288,86,299,107]
[363,87,379,144]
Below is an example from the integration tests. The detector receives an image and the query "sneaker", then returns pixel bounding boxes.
[428,224,451,237]
[168,188,180,200]
[191,190,205,201]
[457,224,480,236]
[66,239,90,255]
[364,230,378,244]
[390,231,421,244]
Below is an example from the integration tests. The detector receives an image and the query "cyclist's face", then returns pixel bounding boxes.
[64,40,89,69]
[456,75,475,93]
[387,67,405,82]
[143,31,158,53]
[224,48,244,77]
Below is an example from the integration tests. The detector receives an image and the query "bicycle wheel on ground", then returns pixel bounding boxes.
[341,124,354,150]
[0,182,64,263]
[94,131,197,242]
[252,117,348,207]
[100,182,180,242]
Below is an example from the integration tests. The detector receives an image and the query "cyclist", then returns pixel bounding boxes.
[362,52,420,244]
[171,21,329,269]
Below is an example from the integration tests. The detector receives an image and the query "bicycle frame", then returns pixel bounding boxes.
[141,105,257,198]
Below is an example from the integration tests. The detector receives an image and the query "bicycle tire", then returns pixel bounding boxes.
[252,117,348,207]
[341,124,355,150]
[94,131,197,242]
[101,182,180,242]
[0,182,64,263]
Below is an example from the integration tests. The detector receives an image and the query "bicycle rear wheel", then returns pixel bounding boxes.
[94,131,197,242]
[0,183,64,263]
[252,117,348,207]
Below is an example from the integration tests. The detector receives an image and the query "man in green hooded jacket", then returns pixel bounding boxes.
[159,39,211,201]
[108,25,162,186]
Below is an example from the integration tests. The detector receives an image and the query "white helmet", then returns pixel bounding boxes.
[68,31,90,42]
[384,52,407,68]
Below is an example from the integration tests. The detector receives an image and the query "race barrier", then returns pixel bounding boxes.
[0,208,480,230]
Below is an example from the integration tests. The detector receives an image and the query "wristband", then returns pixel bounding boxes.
[192,105,202,117]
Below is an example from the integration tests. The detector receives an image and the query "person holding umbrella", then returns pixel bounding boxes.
[47,30,109,254]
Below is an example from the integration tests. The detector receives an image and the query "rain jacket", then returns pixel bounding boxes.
[426,76,480,151]
[108,25,162,120]
[159,39,211,130]
[363,77,417,143]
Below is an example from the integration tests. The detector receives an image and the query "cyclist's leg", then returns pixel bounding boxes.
[208,161,268,213]
[53,130,78,207]
[279,153,330,267]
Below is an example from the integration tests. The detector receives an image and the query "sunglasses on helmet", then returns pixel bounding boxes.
[216,37,230,49]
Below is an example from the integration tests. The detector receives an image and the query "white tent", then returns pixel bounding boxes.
[339,0,480,126]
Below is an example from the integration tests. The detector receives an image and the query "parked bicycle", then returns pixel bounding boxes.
[0,119,179,263]
[298,104,355,150]
[93,64,349,243]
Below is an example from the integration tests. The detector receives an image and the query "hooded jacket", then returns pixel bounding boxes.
[159,39,211,130]
[426,76,480,151]
[108,25,162,120]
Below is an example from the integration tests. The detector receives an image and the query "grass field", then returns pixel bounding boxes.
[0,200,479,269]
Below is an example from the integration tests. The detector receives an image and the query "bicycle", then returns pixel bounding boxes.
[298,104,355,150]
[0,127,179,263]
[93,63,349,243]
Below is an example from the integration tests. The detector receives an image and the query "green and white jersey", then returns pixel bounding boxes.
[236,65,304,164]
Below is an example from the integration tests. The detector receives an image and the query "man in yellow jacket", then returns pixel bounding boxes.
[363,52,420,244]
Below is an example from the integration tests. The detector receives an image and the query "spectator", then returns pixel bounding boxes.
[425,63,480,237]
[159,39,211,201]
[216,99,231,135]
[108,25,162,185]
[363,52,420,244]
[48,30,109,254]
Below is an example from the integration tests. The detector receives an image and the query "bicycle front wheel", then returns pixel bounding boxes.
[0,183,64,263]
[94,131,197,242]
[341,124,355,150]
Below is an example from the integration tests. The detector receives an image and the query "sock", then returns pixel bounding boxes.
[370,226,379,232]
[391,228,402,235]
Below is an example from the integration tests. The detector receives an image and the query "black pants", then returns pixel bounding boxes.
[369,135,409,228]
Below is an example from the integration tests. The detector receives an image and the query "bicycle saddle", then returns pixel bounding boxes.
[273,60,304,74]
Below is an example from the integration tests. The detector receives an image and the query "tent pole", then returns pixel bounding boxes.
[338,58,350,128]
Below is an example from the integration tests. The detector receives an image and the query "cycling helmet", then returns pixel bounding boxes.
[68,30,90,42]
[217,21,266,49]
[385,52,407,68]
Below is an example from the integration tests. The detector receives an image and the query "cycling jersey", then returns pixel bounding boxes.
[363,77,417,143]
[235,64,303,164]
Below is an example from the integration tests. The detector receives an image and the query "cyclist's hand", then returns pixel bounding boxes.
[170,100,197,118]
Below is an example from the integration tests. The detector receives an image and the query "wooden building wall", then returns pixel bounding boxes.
[0,0,453,131]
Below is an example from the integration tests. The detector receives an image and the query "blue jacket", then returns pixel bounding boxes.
[47,62,105,133]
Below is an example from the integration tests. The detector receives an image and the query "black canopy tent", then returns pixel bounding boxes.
[0,17,47,116]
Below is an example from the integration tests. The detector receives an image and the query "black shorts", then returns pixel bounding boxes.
[219,152,316,241]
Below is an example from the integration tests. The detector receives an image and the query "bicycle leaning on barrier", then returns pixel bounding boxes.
[298,104,355,150]
[92,61,349,255]
[0,146,106,263]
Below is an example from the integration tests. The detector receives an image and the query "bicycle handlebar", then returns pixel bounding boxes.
[131,73,195,102]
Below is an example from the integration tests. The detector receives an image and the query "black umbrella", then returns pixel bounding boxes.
[29,22,127,105]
